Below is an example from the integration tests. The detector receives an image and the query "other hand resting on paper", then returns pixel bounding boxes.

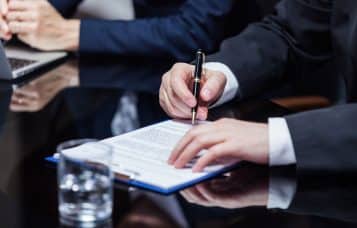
[168,118,269,172]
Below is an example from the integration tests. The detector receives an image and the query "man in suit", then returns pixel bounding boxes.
[0,0,260,61]
[159,0,357,173]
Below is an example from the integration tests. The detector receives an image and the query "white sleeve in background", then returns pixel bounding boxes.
[267,175,297,209]
[76,0,135,20]
[268,118,297,166]
[203,62,239,107]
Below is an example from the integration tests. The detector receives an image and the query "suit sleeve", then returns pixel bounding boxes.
[285,104,357,174]
[207,0,334,99]
[78,0,259,61]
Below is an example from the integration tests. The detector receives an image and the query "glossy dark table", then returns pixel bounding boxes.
[0,56,356,228]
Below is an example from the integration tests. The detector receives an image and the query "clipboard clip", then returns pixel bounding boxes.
[114,168,140,180]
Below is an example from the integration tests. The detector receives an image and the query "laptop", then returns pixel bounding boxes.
[0,42,67,81]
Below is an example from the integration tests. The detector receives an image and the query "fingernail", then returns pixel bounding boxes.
[192,166,201,173]
[174,162,181,169]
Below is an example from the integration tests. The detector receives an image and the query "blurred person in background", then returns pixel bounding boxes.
[0,0,261,61]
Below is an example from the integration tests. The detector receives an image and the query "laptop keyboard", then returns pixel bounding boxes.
[8,57,37,71]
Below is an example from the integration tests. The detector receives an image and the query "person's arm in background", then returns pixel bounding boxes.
[4,0,259,60]
[75,0,259,61]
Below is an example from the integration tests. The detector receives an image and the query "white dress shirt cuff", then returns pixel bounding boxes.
[266,118,297,209]
[268,118,297,166]
[267,175,297,209]
[203,62,239,108]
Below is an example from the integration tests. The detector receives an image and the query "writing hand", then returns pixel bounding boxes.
[159,63,227,120]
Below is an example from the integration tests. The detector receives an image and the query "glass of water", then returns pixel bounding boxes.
[57,139,113,224]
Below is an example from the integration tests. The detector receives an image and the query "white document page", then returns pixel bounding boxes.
[66,120,236,190]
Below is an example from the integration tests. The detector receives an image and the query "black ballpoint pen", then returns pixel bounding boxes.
[191,50,205,125]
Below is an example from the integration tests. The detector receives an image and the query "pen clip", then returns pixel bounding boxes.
[202,52,206,76]
[192,50,206,78]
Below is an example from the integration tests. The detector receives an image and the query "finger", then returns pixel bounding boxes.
[0,0,8,14]
[10,102,27,111]
[197,106,208,120]
[163,73,191,117]
[11,92,34,104]
[179,190,194,203]
[200,71,226,103]
[13,87,39,99]
[193,143,234,172]
[169,123,217,165]
[169,93,192,118]
[180,186,206,204]
[160,73,186,118]
[180,188,198,204]
[160,88,188,119]
[170,63,196,107]
[0,19,11,40]
[6,11,37,21]
[174,132,225,169]
[10,94,39,112]
[10,94,32,111]
[165,80,192,118]
[196,183,220,202]
[8,21,36,34]
[168,124,212,164]
[8,1,34,11]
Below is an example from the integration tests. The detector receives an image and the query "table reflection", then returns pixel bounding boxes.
[10,61,79,112]
[181,166,269,209]
[180,165,357,227]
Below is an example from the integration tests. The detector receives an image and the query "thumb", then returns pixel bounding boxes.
[200,71,226,103]
[1,0,8,15]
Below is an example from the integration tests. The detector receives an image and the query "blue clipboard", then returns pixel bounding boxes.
[45,156,240,195]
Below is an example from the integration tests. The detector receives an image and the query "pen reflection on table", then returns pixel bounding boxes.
[10,62,79,112]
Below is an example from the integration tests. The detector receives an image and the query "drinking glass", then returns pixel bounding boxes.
[57,139,113,223]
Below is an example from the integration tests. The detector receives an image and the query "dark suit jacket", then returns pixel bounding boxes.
[208,0,357,174]
[287,175,357,223]
[48,0,261,61]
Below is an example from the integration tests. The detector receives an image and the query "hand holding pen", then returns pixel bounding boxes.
[159,50,227,121]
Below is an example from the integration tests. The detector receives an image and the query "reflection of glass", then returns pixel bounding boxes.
[60,217,112,228]
[57,139,113,224]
